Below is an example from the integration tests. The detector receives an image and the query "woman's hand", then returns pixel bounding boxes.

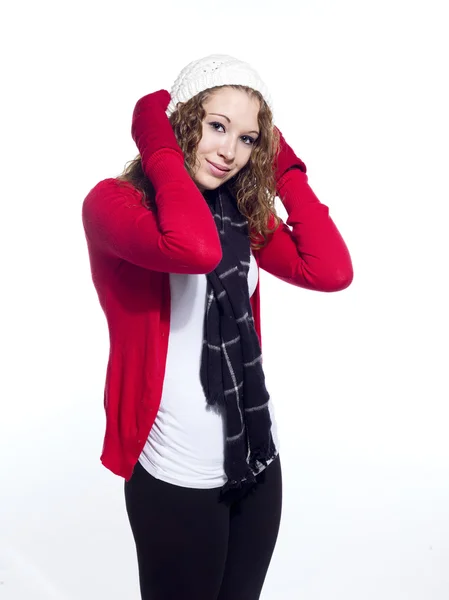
[131,90,183,163]
[274,127,307,186]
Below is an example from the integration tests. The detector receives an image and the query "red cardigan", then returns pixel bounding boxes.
[82,149,353,480]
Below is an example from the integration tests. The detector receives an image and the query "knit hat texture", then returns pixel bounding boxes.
[166,54,273,117]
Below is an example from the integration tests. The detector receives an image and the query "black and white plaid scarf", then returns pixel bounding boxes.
[200,183,277,497]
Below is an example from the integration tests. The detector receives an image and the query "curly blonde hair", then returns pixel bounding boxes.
[118,85,281,250]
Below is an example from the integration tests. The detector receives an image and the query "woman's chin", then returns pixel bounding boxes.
[193,173,226,193]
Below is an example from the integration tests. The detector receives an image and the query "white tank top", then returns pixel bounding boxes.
[139,251,279,488]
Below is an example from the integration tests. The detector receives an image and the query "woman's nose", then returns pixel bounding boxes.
[218,138,236,161]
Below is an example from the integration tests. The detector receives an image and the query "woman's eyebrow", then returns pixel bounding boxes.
[209,112,231,123]
[208,113,259,136]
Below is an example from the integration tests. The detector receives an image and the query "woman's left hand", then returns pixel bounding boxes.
[274,127,307,185]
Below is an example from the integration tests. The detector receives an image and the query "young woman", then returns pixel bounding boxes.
[82,54,353,600]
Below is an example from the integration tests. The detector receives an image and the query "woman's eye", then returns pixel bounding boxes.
[241,135,256,146]
[209,121,225,132]
[208,122,255,146]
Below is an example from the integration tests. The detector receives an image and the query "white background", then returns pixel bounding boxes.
[1,0,448,598]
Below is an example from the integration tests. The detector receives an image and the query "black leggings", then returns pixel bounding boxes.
[124,456,282,600]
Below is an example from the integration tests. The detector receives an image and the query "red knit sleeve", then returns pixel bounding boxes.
[256,168,353,292]
[82,149,222,273]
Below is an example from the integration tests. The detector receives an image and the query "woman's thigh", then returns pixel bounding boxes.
[124,461,229,600]
[217,455,283,600]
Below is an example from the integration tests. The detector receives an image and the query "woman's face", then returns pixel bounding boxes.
[192,87,260,192]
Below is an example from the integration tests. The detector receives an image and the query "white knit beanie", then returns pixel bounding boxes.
[166,54,273,117]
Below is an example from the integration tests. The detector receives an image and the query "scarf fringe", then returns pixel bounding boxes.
[219,469,256,499]
[207,390,226,407]
[248,444,277,471]
[220,448,278,500]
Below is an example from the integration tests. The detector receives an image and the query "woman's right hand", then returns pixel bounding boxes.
[131,90,183,162]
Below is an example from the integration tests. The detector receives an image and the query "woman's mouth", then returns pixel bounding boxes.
[206,160,231,178]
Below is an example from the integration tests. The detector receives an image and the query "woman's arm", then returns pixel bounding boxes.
[256,129,353,292]
[81,91,222,274]
[257,167,353,291]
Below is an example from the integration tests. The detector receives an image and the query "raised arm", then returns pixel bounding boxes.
[256,129,353,292]
[82,90,222,274]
